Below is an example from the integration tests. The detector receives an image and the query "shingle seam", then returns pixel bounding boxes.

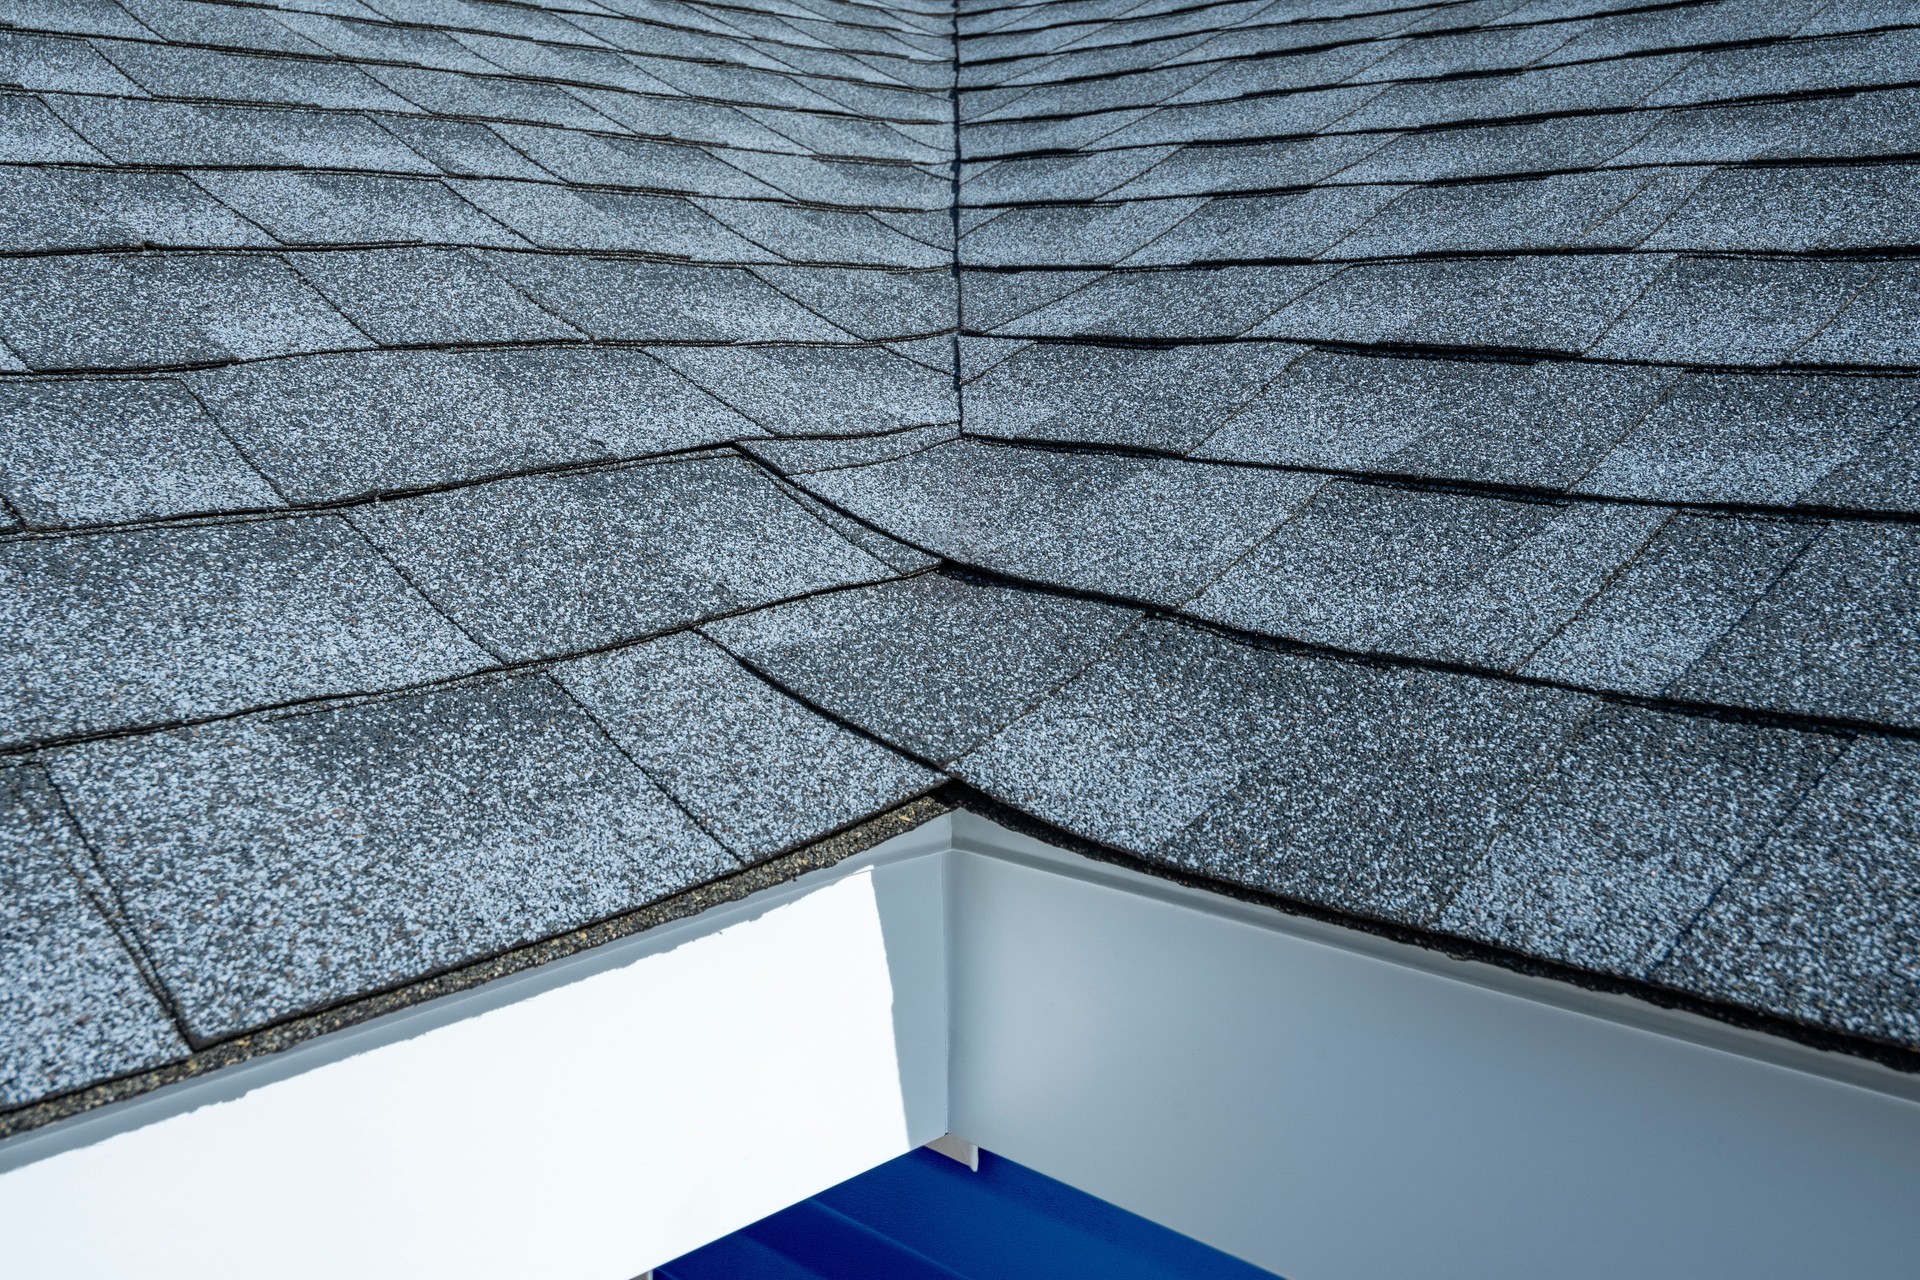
[1638,735,1854,978]
[1507,508,1683,668]
[337,508,510,662]
[32,763,197,1050]
[949,0,968,401]
[538,669,753,865]
[1658,523,1827,695]
[0,440,740,541]
[966,24,1920,119]
[26,91,951,167]
[779,475,1911,741]
[960,79,1920,162]
[1784,258,1896,359]
[964,428,1920,528]
[0,334,953,383]
[963,154,1920,211]
[172,376,297,507]
[963,330,1920,379]
[0,554,927,761]
[935,778,1920,1071]
[956,0,1697,64]
[705,636,956,772]
[0,794,960,1141]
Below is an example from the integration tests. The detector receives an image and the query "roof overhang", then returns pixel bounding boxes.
[3,812,1918,1279]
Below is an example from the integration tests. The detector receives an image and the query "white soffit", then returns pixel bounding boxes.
[2,812,1918,1280]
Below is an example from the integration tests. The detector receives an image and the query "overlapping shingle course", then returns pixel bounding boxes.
[4,0,1919,1123]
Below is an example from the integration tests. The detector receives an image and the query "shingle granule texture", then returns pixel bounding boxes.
[7,0,1920,1117]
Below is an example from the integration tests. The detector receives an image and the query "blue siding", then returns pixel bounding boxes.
[656,1148,1282,1280]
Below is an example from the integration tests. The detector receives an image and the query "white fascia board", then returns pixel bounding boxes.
[0,829,952,1280]
[943,813,1920,1280]
[4,811,1920,1280]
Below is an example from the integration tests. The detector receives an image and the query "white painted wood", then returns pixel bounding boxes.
[924,1132,979,1171]
[944,814,1920,1280]
[0,841,951,1280]
[5,811,1919,1280]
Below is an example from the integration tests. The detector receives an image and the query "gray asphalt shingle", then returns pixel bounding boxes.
[0,168,272,254]
[650,344,958,435]
[965,340,1301,451]
[8,0,1920,1110]
[1,515,489,746]
[1575,373,1919,507]
[0,762,187,1107]
[1196,350,1675,487]
[192,172,526,248]
[483,254,853,341]
[287,248,582,345]
[803,438,1324,604]
[1259,254,1672,353]
[1651,735,1920,1047]
[195,347,753,502]
[1676,522,1920,730]
[1522,513,1815,696]
[555,631,939,860]
[1439,706,1847,977]
[0,377,282,528]
[1188,482,1666,670]
[706,573,1142,763]
[48,674,735,1040]
[0,252,365,371]
[349,456,894,661]
[1590,256,1882,365]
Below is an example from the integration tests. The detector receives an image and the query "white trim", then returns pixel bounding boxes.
[3,812,1919,1279]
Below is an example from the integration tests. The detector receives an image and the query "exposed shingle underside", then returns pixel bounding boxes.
[3,0,1918,1118]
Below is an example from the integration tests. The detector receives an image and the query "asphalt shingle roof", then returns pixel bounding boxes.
[5,0,1920,1124]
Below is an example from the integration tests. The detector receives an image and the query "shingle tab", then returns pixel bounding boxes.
[0,168,273,253]
[966,340,1302,451]
[191,171,526,248]
[803,438,1324,604]
[1189,481,1666,670]
[0,377,282,528]
[1438,706,1846,977]
[484,254,853,340]
[1643,164,1920,253]
[0,252,364,371]
[555,632,938,860]
[1675,521,1920,730]
[706,573,1142,763]
[1522,513,1812,695]
[1574,373,1917,506]
[1196,350,1675,487]
[349,457,894,661]
[45,94,437,172]
[1796,262,1920,367]
[49,674,735,1040]
[1001,264,1338,338]
[195,347,754,502]
[0,92,108,163]
[1589,256,1881,365]
[1651,735,1920,1047]
[650,344,958,435]
[1,515,489,746]
[1258,254,1671,353]
[0,762,188,1107]
[287,247,582,344]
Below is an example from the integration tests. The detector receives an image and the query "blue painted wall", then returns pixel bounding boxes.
[655,1146,1283,1280]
